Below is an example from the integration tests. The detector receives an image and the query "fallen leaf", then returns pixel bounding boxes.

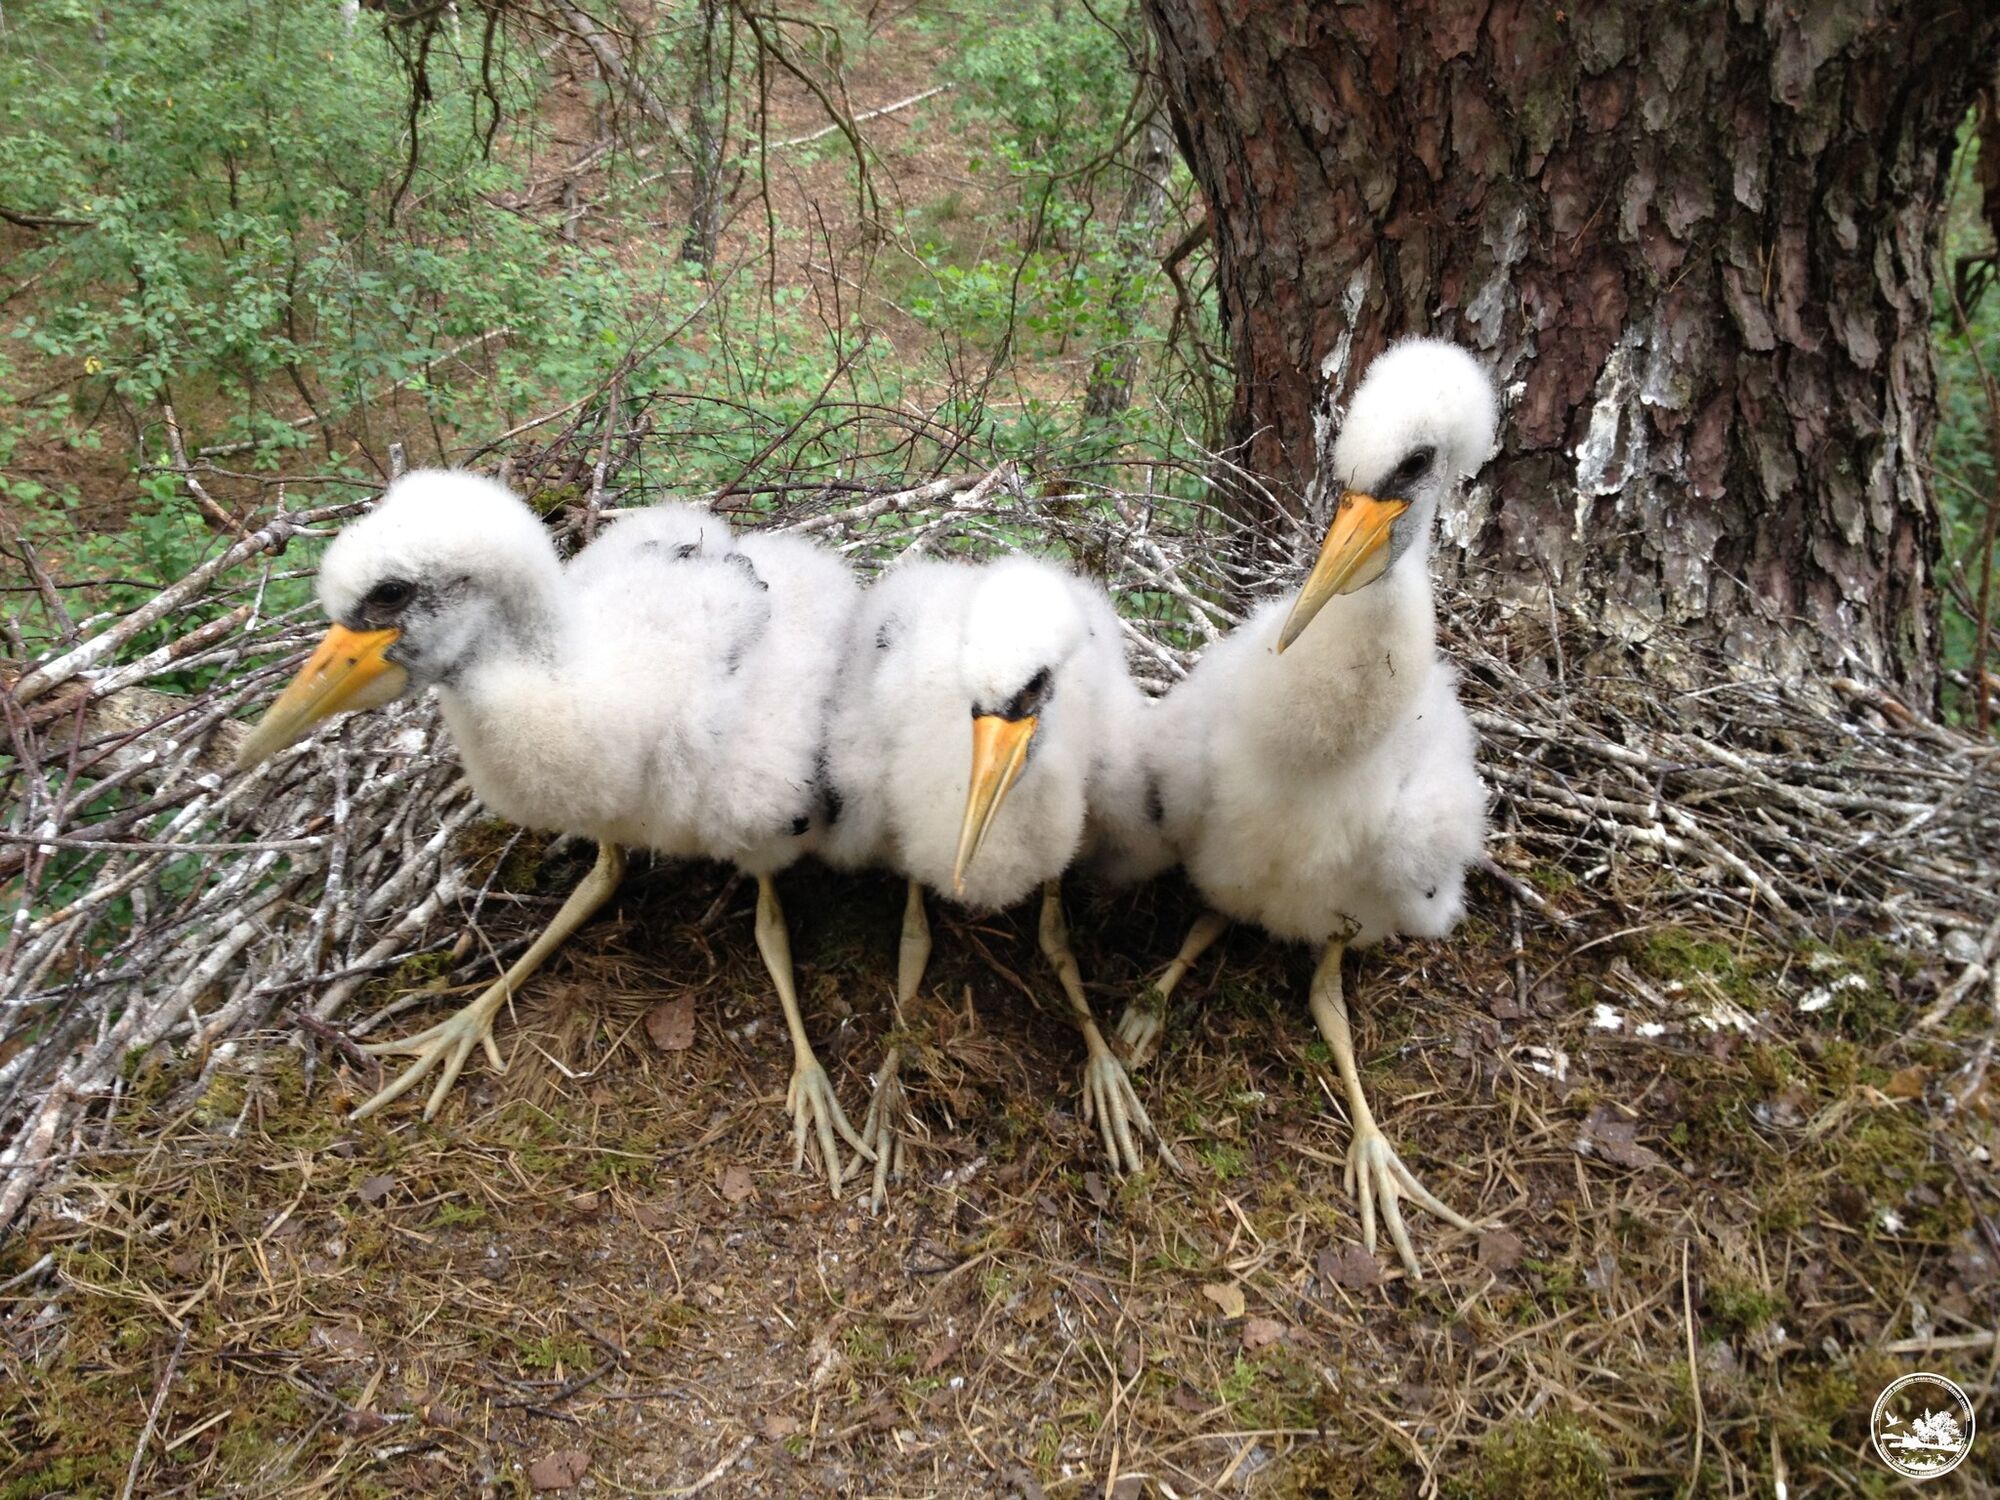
[645,995,696,1052]
[569,1190,602,1217]
[1200,1281,1245,1319]
[1082,1170,1110,1208]
[588,1084,619,1107]
[528,1450,590,1491]
[1477,1228,1526,1274]
[1317,1243,1385,1290]
[1755,1086,1807,1130]
[339,1409,388,1436]
[762,1413,800,1440]
[1241,1316,1287,1353]
[355,1173,396,1206]
[920,1332,962,1375]
[632,1201,674,1231]
[311,1325,373,1361]
[719,1163,754,1203]
[1885,1065,1928,1100]
[1577,1106,1663,1170]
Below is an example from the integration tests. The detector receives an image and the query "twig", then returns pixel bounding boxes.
[765,83,949,149]
[161,404,244,534]
[120,1325,189,1500]
[661,1434,754,1497]
[1682,1239,1704,1496]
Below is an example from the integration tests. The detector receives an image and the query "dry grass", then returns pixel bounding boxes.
[4,840,1996,1496]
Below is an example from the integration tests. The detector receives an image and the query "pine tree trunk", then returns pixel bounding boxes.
[1142,0,2000,703]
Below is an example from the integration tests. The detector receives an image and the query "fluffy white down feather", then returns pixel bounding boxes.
[1154,338,1498,947]
[317,471,856,876]
[821,552,1171,911]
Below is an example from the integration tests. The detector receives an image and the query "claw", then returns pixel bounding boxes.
[788,1057,871,1198]
[1081,1045,1154,1176]
[1112,994,1165,1067]
[845,1045,911,1213]
[349,995,508,1123]
[1345,1124,1478,1281]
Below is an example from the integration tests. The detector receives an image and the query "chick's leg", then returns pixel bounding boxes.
[352,842,626,1123]
[1308,939,1478,1280]
[1115,909,1229,1067]
[756,873,872,1196]
[846,879,928,1212]
[1041,881,1155,1175]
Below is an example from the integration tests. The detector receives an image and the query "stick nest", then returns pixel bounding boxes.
[3,441,1997,1235]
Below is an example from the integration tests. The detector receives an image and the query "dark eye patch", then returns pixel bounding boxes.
[365,578,416,613]
[1389,446,1435,489]
[996,666,1054,721]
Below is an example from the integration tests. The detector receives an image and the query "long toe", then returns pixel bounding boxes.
[856,1053,910,1215]
[788,1061,872,1200]
[349,1046,447,1123]
[1084,1054,1153,1175]
[1348,1129,1476,1281]
[1112,1004,1162,1067]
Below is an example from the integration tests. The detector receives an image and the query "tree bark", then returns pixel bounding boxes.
[1142,0,2000,702]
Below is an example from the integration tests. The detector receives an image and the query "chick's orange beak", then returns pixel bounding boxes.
[1274,490,1411,654]
[951,713,1038,894]
[236,624,408,771]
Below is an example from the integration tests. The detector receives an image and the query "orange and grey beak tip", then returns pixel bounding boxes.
[950,713,1039,892]
[235,624,408,772]
[1275,490,1410,654]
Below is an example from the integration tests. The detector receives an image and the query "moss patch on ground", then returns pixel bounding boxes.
[3,863,1994,1497]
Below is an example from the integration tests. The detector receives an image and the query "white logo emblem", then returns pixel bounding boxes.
[1871,1372,1976,1479]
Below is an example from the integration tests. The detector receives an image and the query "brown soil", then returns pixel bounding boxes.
[4,847,1994,1497]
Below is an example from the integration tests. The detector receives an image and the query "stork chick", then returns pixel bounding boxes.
[236,472,871,1192]
[1123,339,1499,1277]
[823,554,1170,1206]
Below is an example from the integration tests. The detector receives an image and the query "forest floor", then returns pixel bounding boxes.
[3,836,1995,1497]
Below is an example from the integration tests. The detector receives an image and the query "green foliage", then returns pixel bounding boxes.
[1933,115,2000,729]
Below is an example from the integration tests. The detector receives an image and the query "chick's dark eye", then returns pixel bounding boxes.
[1391,446,1436,487]
[366,578,416,612]
[993,667,1054,722]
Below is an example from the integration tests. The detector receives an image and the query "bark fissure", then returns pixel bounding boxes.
[1143,0,2000,701]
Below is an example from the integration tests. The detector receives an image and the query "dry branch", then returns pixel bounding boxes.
[2,425,1996,1239]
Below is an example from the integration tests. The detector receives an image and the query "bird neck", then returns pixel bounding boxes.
[1258,547,1437,764]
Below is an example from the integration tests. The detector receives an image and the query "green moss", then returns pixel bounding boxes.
[1769,1365,1864,1464]
[1,1454,122,1500]
[1216,1354,1258,1407]
[842,1319,890,1369]
[1637,926,1771,1009]
[1528,863,1576,895]
[429,1200,487,1229]
[516,1332,593,1371]
[1240,1346,1325,1431]
[454,816,545,895]
[1198,1140,1248,1181]
[527,482,580,517]
[1448,1415,1611,1500]
[1702,1274,1783,1339]
[1270,1441,1421,1500]
[191,1074,244,1127]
